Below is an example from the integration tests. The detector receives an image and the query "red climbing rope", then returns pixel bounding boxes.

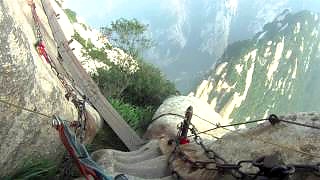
[52,116,113,180]
[36,40,51,63]
[28,0,52,64]
[27,0,88,143]
[54,122,98,180]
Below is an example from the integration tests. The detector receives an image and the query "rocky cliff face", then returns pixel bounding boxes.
[194,11,320,124]
[144,96,228,140]
[50,0,139,76]
[145,0,239,93]
[231,0,320,41]
[0,0,101,176]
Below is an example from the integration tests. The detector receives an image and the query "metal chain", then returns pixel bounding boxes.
[79,96,88,142]
[168,109,320,180]
[29,1,89,143]
[70,95,88,143]
[189,123,226,163]
[278,118,320,130]
[28,0,89,146]
[189,123,249,179]
[168,121,223,179]
[189,114,320,137]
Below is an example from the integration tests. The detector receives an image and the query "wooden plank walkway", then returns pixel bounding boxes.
[41,0,144,150]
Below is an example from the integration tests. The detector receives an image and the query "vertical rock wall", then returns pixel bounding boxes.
[0,0,92,176]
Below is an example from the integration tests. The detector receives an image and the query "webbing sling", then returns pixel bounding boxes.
[53,116,113,180]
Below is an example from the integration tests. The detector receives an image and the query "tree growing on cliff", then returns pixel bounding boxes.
[122,59,176,108]
[96,18,176,132]
[100,18,153,58]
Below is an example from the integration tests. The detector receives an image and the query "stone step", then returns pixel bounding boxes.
[110,155,170,179]
[92,141,162,165]
[115,174,174,180]
[74,140,171,179]
[93,147,162,165]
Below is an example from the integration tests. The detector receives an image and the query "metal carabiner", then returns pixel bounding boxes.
[52,115,62,129]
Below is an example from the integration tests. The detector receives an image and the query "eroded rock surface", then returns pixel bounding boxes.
[161,112,320,180]
[210,112,320,173]
[0,0,101,176]
[144,96,228,140]
[91,112,320,180]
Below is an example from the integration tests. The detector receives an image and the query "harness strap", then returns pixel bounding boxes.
[57,124,97,179]
[53,116,113,180]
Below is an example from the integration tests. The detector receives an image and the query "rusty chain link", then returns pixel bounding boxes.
[29,0,89,143]
[168,107,320,180]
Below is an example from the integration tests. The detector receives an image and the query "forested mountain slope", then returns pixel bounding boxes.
[194,11,320,123]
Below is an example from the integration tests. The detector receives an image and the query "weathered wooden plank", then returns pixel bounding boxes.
[41,0,144,150]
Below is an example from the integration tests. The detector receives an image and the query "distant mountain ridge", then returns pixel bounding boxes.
[143,0,320,93]
[193,10,320,123]
[63,0,320,93]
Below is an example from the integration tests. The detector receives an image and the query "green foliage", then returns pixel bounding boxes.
[73,31,87,48]
[70,18,176,132]
[87,123,128,152]
[80,23,88,30]
[3,158,57,180]
[64,9,77,23]
[98,18,176,107]
[205,10,320,123]
[73,31,109,62]
[108,98,155,133]
[93,66,131,98]
[87,48,106,60]
[121,60,177,108]
[92,59,176,132]
[73,31,132,98]
[221,40,252,60]
[100,18,153,58]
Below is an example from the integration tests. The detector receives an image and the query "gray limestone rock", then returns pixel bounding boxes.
[157,112,320,180]
[90,112,320,179]
[144,96,228,140]
[208,112,320,180]
[0,0,101,176]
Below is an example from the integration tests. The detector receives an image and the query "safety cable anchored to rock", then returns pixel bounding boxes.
[0,98,51,118]
[167,107,320,180]
[154,111,320,159]
[272,114,320,130]
[152,113,185,122]
[189,113,320,137]
[28,0,91,144]
[0,99,75,128]
[188,118,268,137]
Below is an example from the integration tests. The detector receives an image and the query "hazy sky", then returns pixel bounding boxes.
[64,0,165,28]
[65,0,320,29]
[64,0,119,27]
